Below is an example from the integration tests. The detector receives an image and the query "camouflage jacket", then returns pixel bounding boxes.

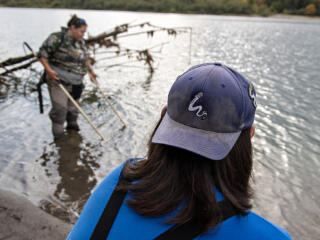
[38,27,89,84]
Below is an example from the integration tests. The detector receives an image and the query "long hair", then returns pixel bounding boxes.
[118,113,253,234]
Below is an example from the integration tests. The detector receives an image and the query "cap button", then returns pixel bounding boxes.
[214,63,222,66]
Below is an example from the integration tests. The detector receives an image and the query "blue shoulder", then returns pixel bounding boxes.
[66,160,129,240]
[202,211,292,240]
[245,212,292,240]
[198,210,292,240]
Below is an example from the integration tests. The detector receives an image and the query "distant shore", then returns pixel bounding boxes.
[0,6,319,21]
[270,13,320,20]
[0,188,72,240]
[0,2,319,18]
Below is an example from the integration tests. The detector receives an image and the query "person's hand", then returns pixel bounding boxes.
[46,68,59,81]
[89,71,98,84]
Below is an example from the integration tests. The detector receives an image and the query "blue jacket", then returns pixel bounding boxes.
[67,162,292,240]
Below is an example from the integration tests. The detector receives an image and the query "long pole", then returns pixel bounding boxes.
[89,74,127,128]
[57,82,106,141]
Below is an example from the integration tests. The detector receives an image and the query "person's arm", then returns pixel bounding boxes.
[39,57,59,81]
[86,57,98,84]
[38,33,61,81]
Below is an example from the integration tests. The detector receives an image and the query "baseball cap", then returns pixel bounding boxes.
[152,63,257,160]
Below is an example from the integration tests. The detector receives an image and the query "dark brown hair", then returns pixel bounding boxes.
[118,114,253,234]
[67,15,87,28]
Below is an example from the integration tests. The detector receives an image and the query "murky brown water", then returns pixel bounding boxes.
[1,7,320,240]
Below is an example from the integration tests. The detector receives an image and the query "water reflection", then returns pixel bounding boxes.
[141,71,154,91]
[0,78,9,100]
[38,130,102,223]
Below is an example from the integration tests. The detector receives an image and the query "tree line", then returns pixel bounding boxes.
[0,0,319,16]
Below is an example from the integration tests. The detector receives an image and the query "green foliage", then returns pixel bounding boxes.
[252,3,272,15]
[270,1,284,12]
[0,0,319,16]
[305,3,317,14]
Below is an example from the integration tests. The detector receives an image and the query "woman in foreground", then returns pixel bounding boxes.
[67,63,292,239]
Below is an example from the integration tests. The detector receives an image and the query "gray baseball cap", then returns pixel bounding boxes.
[152,63,257,160]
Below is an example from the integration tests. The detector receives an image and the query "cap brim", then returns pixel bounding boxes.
[152,113,241,160]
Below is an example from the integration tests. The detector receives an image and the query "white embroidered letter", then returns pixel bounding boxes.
[248,83,257,108]
[188,92,207,119]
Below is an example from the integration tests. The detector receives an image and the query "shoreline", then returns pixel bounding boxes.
[270,13,320,20]
[0,188,72,240]
[0,6,319,20]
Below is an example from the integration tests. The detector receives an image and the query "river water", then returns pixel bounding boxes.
[0,7,319,240]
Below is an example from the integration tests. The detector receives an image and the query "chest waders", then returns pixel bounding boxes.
[90,173,237,240]
[37,31,66,114]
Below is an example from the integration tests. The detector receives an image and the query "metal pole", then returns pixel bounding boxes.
[96,84,127,128]
[89,74,127,128]
[57,83,106,141]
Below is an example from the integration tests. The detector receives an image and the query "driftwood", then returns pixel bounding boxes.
[1,59,38,76]
[0,22,191,76]
[0,54,34,68]
[85,23,130,45]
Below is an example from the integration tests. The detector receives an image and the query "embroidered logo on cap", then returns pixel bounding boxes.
[248,83,257,108]
[188,92,208,120]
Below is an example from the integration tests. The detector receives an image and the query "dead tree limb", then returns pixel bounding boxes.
[0,22,192,76]
[0,54,34,68]
[0,59,37,76]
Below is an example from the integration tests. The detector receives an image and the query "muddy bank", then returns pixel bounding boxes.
[0,189,72,240]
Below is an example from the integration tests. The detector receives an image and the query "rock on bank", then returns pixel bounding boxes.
[0,189,72,240]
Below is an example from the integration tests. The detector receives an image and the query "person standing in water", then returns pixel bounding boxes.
[38,15,97,139]
[67,63,292,239]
